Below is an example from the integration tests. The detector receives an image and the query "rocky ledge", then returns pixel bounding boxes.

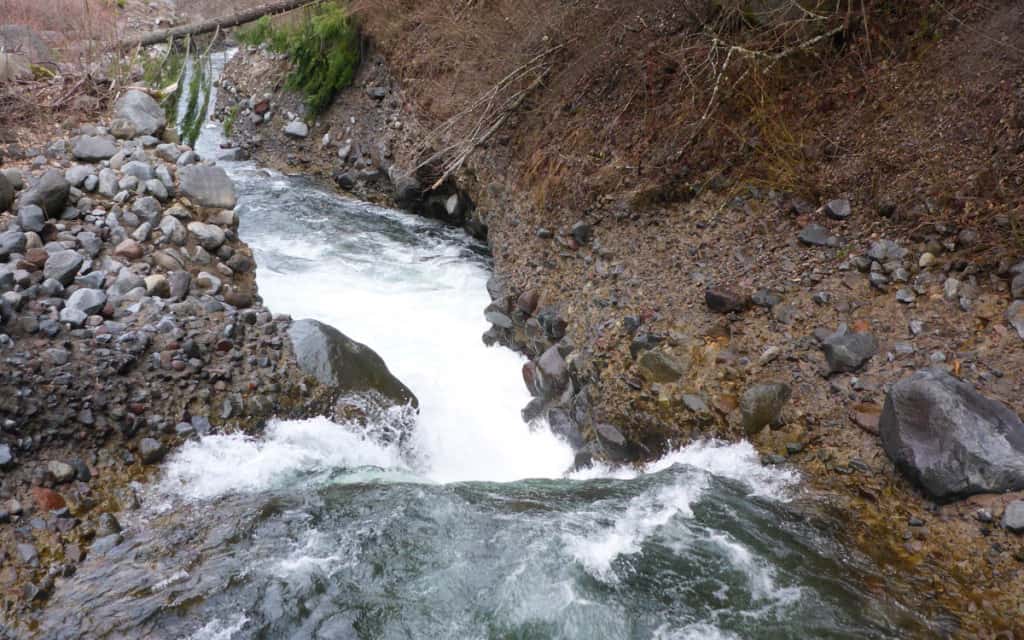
[0,90,414,616]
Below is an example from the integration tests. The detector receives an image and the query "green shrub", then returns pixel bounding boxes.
[236,2,360,116]
[223,104,240,137]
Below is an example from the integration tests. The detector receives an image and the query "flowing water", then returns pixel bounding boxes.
[28,52,934,639]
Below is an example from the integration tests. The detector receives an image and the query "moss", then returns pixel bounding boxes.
[237,2,360,116]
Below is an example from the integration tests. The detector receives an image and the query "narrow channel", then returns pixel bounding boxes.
[31,52,930,640]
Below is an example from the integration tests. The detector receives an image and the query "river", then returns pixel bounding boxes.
[29,51,932,639]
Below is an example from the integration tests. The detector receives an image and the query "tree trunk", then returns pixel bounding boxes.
[119,0,318,49]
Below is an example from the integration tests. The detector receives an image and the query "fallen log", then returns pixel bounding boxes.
[119,0,320,49]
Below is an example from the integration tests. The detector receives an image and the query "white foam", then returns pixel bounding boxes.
[187,614,250,640]
[653,622,741,640]
[159,416,407,500]
[566,479,706,581]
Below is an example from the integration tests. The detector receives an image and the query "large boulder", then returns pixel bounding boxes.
[288,319,417,408]
[178,165,237,210]
[880,368,1024,501]
[72,135,117,161]
[113,90,166,136]
[19,169,69,218]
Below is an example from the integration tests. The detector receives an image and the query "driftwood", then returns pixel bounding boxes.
[119,0,319,48]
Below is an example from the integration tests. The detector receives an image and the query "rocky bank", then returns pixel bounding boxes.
[0,88,415,623]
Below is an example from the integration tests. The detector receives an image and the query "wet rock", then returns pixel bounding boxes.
[187,222,226,250]
[637,349,687,383]
[95,512,121,537]
[536,346,569,397]
[705,286,748,313]
[822,332,877,374]
[547,407,584,450]
[389,168,422,209]
[484,304,513,329]
[138,438,165,464]
[798,224,836,247]
[178,165,237,210]
[594,422,631,461]
[20,169,69,217]
[517,289,540,315]
[880,368,1024,501]
[822,198,851,220]
[114,90,166,136]
[1004,501,1024,534]
[288,318,418,408]
[740,383,791,435]
[72,135,117,161]
[43,250,84,285]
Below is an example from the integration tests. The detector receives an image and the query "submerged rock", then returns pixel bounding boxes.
[288,319,417,408]
[880,368,1024,501]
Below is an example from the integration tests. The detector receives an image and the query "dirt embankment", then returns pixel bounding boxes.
[209,1,1024,635]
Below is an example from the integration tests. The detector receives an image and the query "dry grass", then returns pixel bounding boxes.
[0,0,117,58]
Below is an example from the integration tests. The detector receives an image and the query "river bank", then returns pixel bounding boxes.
[207,2,1024,635]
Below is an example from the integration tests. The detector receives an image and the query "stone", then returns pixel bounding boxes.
[20,169,69,217]
[1011,273,1024,300]
[484,305,513,329]
[131,222,152,242]
[145,179,169,201]
[536,346,569,397]
[389,168,422,209]
[65,165,92,187]
[0,231,26,260]
[132,196,162,222]
[16,543,38,565]
[880,368,1024,501]
[195,271,222,294]
[144,274,170,298]
[178,165,237,209]
[895,288,917,304]
[1008,301,1024,340]
[823,198,851,220]
[17,205,45,233]
[43,250,84,285]
[867,239,907,262]
[95,512,121,537]
[751,289,782,308]
[97,168,118,198]
[30,486,65,511]
[77,231,101,257]
[705,286,748,313]
[594,422,630,461]
[288,318,418,408]
[168,270,191,300]
[138,438,165,464]
[66,288,106,315]
[72,135,117,161]
[114,238,143,260]
[284,121,309,138]
[122,160,154,181]
[60,307,87,327]
[109,269,145,297]
[822,332,877,374]
[114,90,166,136]
[0,172,12,213]
[637,349,688,383]
[798,224,836,247]
[188,222,226,251]
[919,252,936,269]
[0,444,13,469]
[571,221,593,245]
[740,383,791,435]
[155,143,181,163]
[159,215,187,244]
[47,461,75,483]
[1003,501,1024,534]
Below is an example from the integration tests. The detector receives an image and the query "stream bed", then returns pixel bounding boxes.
[27,52,934,639]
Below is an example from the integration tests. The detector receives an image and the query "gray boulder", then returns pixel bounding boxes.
[113,90,166,136]
[822,331,877,374]
[72,136,117,161]
[284,121,309,138]
[0,231,26,260]
[880,368,1024,501]
[65,165,92,187]
[288,318,417,408]
[159,215,187,245]
[20,170,69,218]
[43,250,84,286]
[1003,501,1024,534]
[98,168,118,198]
[121,161,154,181]
[178,165,237,209]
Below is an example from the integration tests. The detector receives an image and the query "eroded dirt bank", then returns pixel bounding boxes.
[210,1,1024,635]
